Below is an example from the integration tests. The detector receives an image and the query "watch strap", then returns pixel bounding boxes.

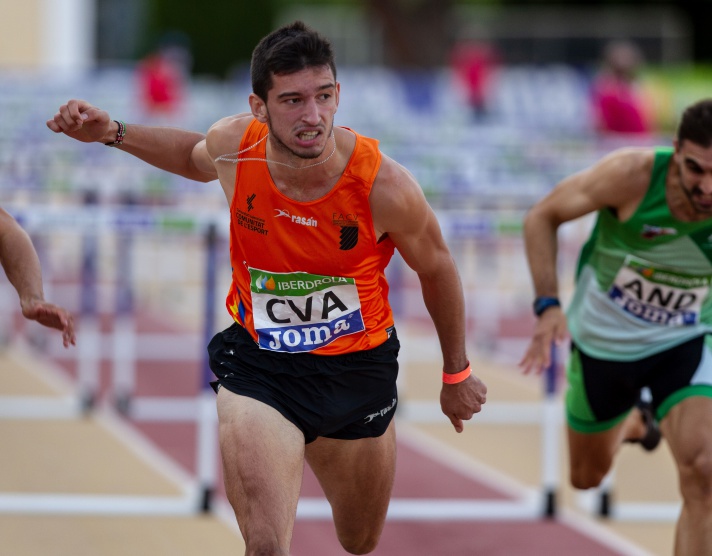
[533,296,560,316]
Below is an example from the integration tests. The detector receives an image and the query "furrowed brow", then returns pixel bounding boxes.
[275,83,335,100]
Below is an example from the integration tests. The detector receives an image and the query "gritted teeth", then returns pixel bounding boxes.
[299,131,318,140]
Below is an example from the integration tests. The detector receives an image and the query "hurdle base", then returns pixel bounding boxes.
[543,490,556,518]
[598,490,611,518]
[200,486,214,513]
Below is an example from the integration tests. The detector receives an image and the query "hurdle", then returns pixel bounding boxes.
[111,217,136,415]
[577,469,681,522]
[425,210,680,524]
[77,192,102,412]
[392,335,563,521]
[2,204,569,522]
[0,205,225,516]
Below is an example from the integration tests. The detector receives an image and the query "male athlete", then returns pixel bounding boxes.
[47,21,486,556]
[521,98,712,555]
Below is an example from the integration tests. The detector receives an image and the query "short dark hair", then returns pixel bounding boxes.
[250,21,337,101]
[678,99,712,148]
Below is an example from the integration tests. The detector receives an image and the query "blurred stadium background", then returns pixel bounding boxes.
[2,1,712,555]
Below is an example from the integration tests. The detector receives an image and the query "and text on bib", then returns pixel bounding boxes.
[608,255,711,326]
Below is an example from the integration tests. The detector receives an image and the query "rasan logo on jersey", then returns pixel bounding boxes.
[274,209,318,227]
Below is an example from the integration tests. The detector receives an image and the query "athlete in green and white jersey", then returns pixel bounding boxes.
[521,99,712,555]
[569,146,712,360]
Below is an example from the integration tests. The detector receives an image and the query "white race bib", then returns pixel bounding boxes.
[608,255,711,326]
[249,267,365,352]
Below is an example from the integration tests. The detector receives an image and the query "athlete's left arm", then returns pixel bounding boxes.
[370,156,487,432]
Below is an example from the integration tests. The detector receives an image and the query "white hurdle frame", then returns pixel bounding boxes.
[577,470,682,522]
[394,331,563,521]
[7,205,672,524]
[0,206,226,516]
[432,209,683,523]
[2,205,567,521]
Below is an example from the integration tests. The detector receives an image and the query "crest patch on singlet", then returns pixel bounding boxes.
[333,212,359,250]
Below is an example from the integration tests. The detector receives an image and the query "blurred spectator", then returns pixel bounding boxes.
[591,40,652,134]
[450,40,499,120]
[136,32,192,119]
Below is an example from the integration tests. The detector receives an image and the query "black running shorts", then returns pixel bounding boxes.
[208,322,400,443]
[567,335,712,433]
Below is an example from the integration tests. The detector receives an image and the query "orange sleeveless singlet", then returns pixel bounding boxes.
[224,120,396,355]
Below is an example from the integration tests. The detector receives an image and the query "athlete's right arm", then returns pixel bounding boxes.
[46,99,218,182]
[519,147,653,374]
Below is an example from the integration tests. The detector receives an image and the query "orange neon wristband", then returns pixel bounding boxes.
[442,362,471,384]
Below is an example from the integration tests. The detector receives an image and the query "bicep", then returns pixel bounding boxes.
[189,139,218,181]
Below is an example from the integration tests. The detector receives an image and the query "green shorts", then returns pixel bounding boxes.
[566,335,712,433]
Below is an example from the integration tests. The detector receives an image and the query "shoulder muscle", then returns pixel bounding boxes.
[531,147,655,225]
[370,155,431,238]
[206,113,254,161]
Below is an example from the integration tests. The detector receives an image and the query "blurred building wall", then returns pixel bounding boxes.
[0,1,41,68]
[0,0,95,72]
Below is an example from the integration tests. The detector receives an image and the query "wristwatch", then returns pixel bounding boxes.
[533,296,560,317]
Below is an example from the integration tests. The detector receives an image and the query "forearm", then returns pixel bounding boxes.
[523,208,560,298]
[418,257,468,373]
[102,121,214,182]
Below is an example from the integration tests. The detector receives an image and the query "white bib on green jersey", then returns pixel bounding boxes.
[567,148,712,360]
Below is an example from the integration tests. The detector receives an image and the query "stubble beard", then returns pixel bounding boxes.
[265,113,334,162]
[679,167,712,216]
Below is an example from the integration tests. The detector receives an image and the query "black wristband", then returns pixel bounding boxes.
[533,296,560,317]
[104,120,126,146]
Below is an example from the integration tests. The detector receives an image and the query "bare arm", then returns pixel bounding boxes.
[0,208,75,347]
[520,147,654,373]
[46,99,217,182]
[371,157,487,432]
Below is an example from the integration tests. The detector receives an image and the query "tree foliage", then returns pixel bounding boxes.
[143,0,277,77]
[138,0,712,76]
